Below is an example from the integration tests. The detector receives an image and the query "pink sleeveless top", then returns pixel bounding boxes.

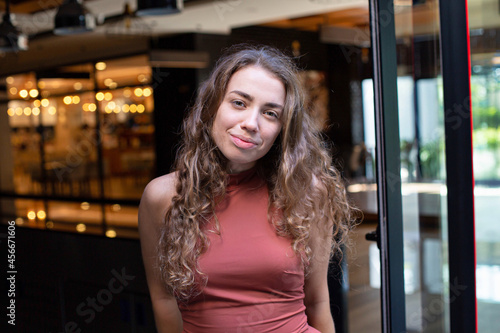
[178,168,320,332]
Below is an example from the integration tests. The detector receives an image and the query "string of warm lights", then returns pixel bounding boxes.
[7,105,56,117]
[7,103,149,117]
[7,87,152,117]
[16,200,123,238]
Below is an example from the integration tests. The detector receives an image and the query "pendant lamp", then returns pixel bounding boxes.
[0,0,28,52]
[54,0,96,35]
[136,0,183,16]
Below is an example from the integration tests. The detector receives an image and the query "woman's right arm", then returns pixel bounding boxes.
[138,173,183,333]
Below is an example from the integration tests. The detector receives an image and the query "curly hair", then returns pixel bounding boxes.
[157,44,357,301]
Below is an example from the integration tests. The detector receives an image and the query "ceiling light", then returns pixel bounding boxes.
[0,0,28,52]
[136,0,183,16]
[54,0,96,36]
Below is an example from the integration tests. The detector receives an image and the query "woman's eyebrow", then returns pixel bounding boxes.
[228,90,283,110]
[264,102,284,110]
[228,90,253,101]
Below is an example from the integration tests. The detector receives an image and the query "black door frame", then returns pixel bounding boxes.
[439,1,477,332]
[369,0,406,331]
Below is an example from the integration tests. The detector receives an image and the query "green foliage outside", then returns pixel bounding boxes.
[471,73,500,181]
[411,74,499,181]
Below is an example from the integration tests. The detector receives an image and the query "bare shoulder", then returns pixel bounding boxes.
[139,172,178,227]
[142,172,178,203]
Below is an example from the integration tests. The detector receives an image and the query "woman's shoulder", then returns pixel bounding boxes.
[143,172,178,200]
[139,172,178,225]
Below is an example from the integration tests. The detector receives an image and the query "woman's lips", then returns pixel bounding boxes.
[230,135,257,149]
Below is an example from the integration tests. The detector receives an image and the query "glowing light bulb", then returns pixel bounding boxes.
[95,62,107,70]
[27,211,36,220]
[134,87,143,97]
[37,210,46,219]
[29,89,39,98]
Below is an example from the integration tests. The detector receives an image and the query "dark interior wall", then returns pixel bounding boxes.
[194,26,330,72]
[152,67,198,177]
[228,26,330,70]
[150,34,200,177]
[0,225,155,333]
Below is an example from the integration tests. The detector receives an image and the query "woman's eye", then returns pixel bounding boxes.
[232,100,245,108]
[264,110,279,118]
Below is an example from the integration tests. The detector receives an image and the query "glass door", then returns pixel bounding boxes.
[468,1,500,332]
[369,0,476,332]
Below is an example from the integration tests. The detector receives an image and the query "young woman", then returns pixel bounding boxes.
[139,44,356,332]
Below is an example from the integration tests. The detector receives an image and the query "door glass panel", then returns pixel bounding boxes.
[468,0,500,331]
[394,2,450,332]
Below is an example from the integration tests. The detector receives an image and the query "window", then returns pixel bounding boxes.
[1,55,155,238]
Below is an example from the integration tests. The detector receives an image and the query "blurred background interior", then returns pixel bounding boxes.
[0,0,498,332]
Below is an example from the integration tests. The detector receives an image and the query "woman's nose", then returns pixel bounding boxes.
[241,108,259,132]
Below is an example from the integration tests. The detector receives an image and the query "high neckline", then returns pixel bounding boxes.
[227,166,258,188]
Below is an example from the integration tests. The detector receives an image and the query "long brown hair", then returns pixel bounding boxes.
[157,44,357,301]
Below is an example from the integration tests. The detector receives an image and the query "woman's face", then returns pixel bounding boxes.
[212,65,285,173]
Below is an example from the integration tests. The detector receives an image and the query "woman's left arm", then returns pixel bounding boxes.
[303,200,336,333]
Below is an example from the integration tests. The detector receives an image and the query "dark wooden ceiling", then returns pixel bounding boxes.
[1,0,64,14]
